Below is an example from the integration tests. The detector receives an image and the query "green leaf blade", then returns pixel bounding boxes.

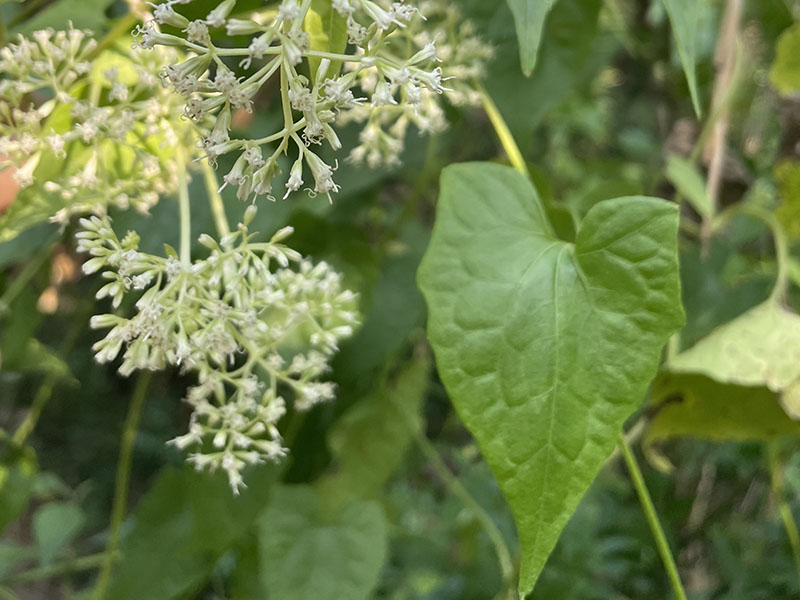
[418,162,684,595]
[661,0,702,117]
[505,0,560,77]
[258,486,387,600]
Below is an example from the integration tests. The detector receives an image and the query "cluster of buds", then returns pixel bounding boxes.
[135,0,489,201]
[340,0,494,166]
[77,207,358,492]
[0,26,195,236]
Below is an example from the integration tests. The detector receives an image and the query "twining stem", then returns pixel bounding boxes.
[767,442,800,585]
[618,433,688,600]
[201,159,231,237]
[712,204,789,301]
[701,0,744,249]
[177,148,192,266]
[93,372,153,600]
[477,82,528,178]
[394,397,516,599]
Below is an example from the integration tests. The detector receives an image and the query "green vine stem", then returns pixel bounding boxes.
[767,442,800,585]
[712,204,789,301]
[393,395,517,599]
[202,159,231,237]
[477,82,528,179]
[93,372,153,600]
[177,148,192,266]
[618,433,688,600]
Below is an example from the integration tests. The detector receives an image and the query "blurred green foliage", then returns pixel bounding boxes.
[2,0,800,599]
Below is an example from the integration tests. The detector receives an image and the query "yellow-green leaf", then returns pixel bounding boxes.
[646,374,800,446]
[770,22,800,96]
[668,301,800,392]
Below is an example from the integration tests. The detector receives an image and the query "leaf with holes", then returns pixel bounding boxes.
[417,162,684,595]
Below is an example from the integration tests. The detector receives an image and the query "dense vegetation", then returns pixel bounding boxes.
[2,0,800,598]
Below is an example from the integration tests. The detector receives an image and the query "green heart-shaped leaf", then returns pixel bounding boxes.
[418,162,684,595]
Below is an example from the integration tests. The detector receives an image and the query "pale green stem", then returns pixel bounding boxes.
[619,433,688,600]
[177,149,191,266]
[394,397,516,599]
[93,372,153,600]
[477,82,528,178]
[201,159,230,237]
[767,442,800,585]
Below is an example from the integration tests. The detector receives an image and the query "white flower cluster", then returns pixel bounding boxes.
[77,208,359,492]
[340,0,494,167]
[0,26,194,225]
[135,0,485,201]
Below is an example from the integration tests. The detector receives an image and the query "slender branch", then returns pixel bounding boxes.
[394,396,516,599]
[87,13,140,61]
[6,552,113,584]
[201,159,230,237]
[618,433,688,600]
[0,238,56,316]
[93,372,153,600]
[0,587,20,600]
[177,148,192,265]
[11,377,56,448]
[767,442,800,585]
[477,82,529,179]
[701,0,744,249]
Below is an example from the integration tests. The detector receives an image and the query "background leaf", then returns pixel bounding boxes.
[504,0,560,77]
[668,301,800,392]
[418,162,684,595]
[647,373,800,445]
[665,155,711,219]
[33,502,85,565]
[317,353,430,509]
[303,0,348,80]
[107,465,277,600]
[770,22,800,96]
[660,0,702,116]
[258,485,388,600]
